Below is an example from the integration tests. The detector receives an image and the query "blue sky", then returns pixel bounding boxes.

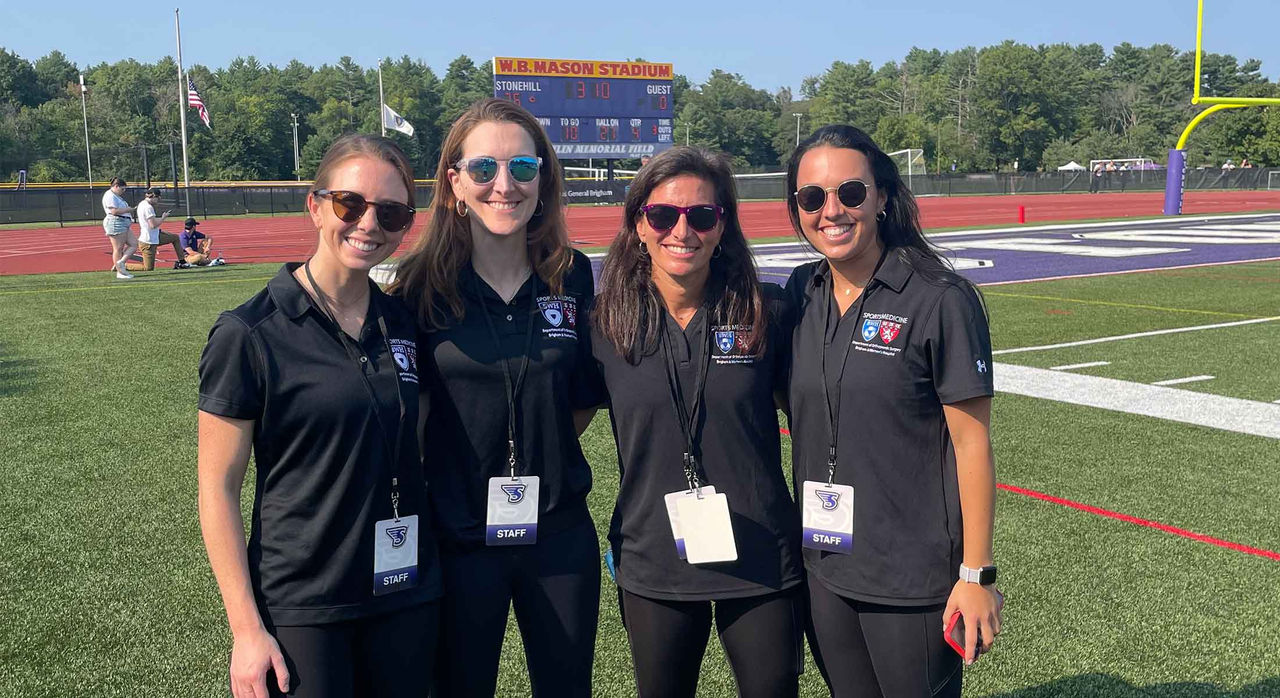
[2,0,1275,91]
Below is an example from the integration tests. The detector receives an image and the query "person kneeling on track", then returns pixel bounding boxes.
[180,217,226,266]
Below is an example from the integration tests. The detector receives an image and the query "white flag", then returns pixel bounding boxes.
[382,104,415,137]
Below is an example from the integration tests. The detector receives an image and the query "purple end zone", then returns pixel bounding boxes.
[588,215,1280,287]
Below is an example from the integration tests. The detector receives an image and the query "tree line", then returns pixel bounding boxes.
[2,42,1278,184]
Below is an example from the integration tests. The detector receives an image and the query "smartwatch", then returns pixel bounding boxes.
[958,564,997,585]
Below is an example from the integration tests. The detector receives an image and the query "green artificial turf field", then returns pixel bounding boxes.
[0,260,1276,697]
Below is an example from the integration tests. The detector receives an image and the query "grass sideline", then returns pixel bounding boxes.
[1,261,1278,696]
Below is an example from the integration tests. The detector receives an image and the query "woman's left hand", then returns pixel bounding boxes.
[942,581,1003,665]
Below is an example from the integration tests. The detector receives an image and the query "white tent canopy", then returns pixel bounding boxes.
[1058,161,1087,171]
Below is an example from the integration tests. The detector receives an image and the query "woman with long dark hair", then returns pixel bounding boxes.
[198,134,441,697]
[784,124,1002,697]
[593,146,803,698]
[389,98,602,697]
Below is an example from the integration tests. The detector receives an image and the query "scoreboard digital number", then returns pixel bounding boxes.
[494,57,674,158]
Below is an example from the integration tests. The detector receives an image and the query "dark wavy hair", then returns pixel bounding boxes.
[786,124,951,278]
[593,146,765,362]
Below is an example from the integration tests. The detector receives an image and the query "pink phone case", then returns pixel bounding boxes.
[945,589,1004,658]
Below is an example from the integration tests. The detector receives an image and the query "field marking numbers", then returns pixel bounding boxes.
[994,317,1280,355]
[1050,361,1111,371]
[994,363,1280,439]
[1151,375,1215,386]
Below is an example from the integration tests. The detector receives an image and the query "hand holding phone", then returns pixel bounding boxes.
[944,588,1004,663]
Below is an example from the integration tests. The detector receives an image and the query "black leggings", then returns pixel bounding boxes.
[806,580,962,698]
[267,601,439,698]
[619,587,803,698]
[434,515,601,697]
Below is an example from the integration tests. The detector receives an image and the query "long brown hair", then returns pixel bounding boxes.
[390,98,572,328]
[593,146,765,362]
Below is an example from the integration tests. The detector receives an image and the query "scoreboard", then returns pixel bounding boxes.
[493,57,674,158]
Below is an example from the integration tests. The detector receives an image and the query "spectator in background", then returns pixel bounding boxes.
[1089,162,1103,193]
[127,188,189,271]
[102,176,136,279]
[1118,162,1129,192]
[179,218,225,266]
[1241,157,1253,168]
[1221,158,1236,170]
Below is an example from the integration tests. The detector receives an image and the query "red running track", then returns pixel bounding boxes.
[3,190,1278,276]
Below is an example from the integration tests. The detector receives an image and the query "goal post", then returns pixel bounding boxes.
[1268,170,1280,192]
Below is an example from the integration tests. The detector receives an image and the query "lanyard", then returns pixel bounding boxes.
[659,310,712,491]
[472,270,538,478]
[304,262,407,518]
[819,252,886,486]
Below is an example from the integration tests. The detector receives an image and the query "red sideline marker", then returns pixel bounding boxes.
[997,483,1280,562]
[1018,205,1026,224]
[777,428,1279,561]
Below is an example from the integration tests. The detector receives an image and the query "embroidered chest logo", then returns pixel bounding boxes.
[388,338,419,384]
[537,295,578,340]
[711,324,756,365]
[854,313,910,358]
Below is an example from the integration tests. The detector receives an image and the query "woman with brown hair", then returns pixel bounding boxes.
[198,134,441,697]
[390,98,602,697]
[591,146,803,697]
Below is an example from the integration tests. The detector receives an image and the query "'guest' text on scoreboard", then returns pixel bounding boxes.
[493,57,674,158]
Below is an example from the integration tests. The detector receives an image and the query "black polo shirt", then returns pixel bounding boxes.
[198,263,442,626]
[411,249,602,548]
[785,250,994,606]
[594,284,803,601]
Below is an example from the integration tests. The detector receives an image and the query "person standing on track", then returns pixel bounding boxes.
[590,146,804,698]
[198,134,441,698]
[389,98,602,697]
[783,125,1002,697]
[102,176,136,279]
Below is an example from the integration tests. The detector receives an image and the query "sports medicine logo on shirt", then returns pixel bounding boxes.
[389,338,419,384]
[711,324,755,365]
[537,295,578,340]
[853,312,910,358]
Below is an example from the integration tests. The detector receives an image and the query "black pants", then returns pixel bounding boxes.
[806,580,962,698]
[434,515,600,697]
[619,587,803,698]
[267,601,439,698]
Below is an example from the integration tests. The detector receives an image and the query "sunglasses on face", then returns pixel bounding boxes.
[454,156,542,184]
[640,203,725,233]
[793,179,870,213]
[314,189,415,232]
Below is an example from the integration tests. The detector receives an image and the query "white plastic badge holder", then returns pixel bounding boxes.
[486,476,540,546]
[802,480,854,553]
[675,491,738,564]
[373,515,419,595]
[664,486,716,559]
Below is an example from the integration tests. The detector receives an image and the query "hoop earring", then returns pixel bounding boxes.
[712,244,723,259]
[638,239,649,256]
[455,200,468,218]
[533,199,545,217]
[876,210,887,222]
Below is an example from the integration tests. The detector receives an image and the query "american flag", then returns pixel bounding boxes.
[187,78,211,129]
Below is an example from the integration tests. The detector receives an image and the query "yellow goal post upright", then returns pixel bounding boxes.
[1163,0,1280,214]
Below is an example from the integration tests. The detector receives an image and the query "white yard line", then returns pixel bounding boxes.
[1049,361,1111,371]
[993,317,1280,355]
[994,363,1280,439]
[1152,375,1215,386]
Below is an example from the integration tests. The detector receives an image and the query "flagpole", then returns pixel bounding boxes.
[175,8,191,215]
[79,74,93,196]
[378,63,386,137]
